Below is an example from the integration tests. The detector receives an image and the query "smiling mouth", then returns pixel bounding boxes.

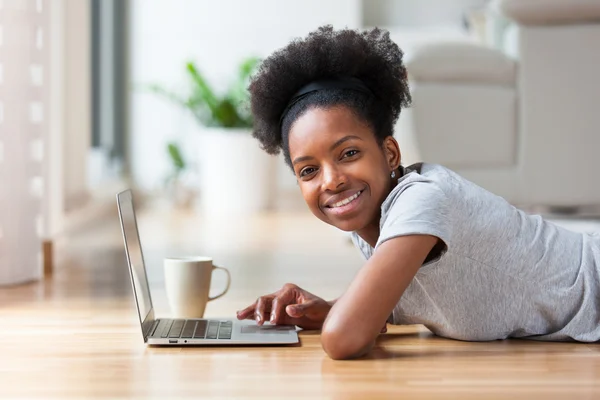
[326,190,364,209]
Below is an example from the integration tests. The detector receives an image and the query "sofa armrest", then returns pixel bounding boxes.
[494,0,600,26]
[406,42,516,86]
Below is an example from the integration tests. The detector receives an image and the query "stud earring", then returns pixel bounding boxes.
[391,170,396,179]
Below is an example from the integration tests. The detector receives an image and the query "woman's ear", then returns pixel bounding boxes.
[383,136,401,170]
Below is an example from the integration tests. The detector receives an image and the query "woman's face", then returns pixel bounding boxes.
[288,106,400,232]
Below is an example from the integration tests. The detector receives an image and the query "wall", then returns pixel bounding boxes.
[63,0,91,210]
[128,0,361,194]
[363,0,489,27]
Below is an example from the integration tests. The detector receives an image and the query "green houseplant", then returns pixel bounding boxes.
[149,57,259,129]
[150,57,275,215]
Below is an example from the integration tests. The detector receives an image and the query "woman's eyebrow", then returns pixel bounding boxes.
[293,155,314,166]
[292,135,363,166]
[329,135,362,151]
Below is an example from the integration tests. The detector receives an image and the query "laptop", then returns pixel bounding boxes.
[116,189,299,345]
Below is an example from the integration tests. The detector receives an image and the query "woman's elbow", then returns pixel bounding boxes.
[321,327,375,360]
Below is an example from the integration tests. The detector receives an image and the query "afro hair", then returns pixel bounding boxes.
[248,25,411,169]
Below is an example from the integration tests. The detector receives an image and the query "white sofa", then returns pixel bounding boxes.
[402,0,600,208]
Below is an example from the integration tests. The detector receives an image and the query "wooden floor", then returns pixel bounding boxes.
[1,204,600,399]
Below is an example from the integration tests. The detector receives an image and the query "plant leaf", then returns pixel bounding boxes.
[227,56,260,105]
[167,142,186,171]
[239,56,261,80]
[145,84,189,107]
[186,61,220,116]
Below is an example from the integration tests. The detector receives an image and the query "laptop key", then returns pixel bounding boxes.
[152,320,168,337]
[217,321,232,339]
[148,320,159,337]
[161,320,173,338]
[168,320,185,338]
[206,321,219,339]
[180,320,196,338]
[193,320,208,339]
[218,327,232,339]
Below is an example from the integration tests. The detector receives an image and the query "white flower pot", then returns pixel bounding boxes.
[195,127,276,216]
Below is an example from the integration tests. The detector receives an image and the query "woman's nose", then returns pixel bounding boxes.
[322,165,346,191]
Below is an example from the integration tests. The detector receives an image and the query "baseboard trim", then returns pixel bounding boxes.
[43,240,53,277]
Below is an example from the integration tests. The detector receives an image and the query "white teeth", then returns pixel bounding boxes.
[331,190,362,208]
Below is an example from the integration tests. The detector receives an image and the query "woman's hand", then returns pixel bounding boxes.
[236,284,332,330]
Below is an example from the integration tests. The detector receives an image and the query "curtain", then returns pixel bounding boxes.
[0,0,50,285]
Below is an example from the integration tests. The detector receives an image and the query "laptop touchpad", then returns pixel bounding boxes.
[241,325,294,334]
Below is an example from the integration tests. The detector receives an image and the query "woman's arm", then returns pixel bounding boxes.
[321,234,439,360]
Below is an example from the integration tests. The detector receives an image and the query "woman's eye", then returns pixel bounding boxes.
[300,167,316,177]
[342,149,359,158]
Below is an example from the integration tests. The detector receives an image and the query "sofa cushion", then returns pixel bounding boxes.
[409,83,517,169]
[495,0,600,26]
[406,42,516,86]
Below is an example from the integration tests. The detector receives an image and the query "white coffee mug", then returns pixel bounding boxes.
[164,256,231,319]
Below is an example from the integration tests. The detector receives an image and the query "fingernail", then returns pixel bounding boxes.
[270,314,275,322]
[256,315,261,322]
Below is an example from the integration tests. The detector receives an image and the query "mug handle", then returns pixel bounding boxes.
[208,265,231,302]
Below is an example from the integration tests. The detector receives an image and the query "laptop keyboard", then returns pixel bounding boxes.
[152,319,233,340]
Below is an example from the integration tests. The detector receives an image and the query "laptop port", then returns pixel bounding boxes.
[169,340,178,344]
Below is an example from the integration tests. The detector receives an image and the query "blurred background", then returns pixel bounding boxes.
[2,0,600,286]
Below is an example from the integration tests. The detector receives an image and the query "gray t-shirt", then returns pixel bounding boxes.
[351,163,600,342]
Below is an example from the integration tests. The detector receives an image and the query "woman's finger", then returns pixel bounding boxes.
[285,303,306,318]
[254,296,272,326]
[270,297,281,324]
[236,303,257,320]
[270,288,297,324]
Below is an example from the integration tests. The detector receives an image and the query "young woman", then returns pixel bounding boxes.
[236,26,600,360]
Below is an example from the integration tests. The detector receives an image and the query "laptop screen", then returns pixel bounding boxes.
[117,190,153,326]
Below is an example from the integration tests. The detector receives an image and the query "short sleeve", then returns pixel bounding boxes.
[376,176,453,254]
